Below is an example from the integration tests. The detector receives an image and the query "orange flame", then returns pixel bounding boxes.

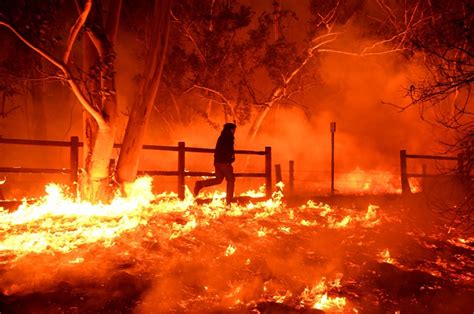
[336,168,422,194]
[378,248,395,264]
[0,175,386,266]
[0,176,289,263]
[300,276,347,311]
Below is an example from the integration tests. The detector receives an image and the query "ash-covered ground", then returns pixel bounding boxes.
[0,191,473,313]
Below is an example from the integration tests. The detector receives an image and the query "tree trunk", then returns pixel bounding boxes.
[79,125,115,201]
[79,0,121,201]
[116,0,171,184]
[0,1,120,202]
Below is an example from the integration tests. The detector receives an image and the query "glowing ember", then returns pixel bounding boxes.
[378,248,395,264]
[225,244,237,256]
[257,227,267,237]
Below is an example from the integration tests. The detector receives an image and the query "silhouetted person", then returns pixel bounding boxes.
[194,123,236,203]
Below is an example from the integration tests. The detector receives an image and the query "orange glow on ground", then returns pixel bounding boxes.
[0,177,472,312]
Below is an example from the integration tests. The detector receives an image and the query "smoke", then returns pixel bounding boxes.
[137,1,440,195]
[0,0,443,198]
[147,44,436,195]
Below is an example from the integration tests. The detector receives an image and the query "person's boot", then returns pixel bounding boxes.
[193,181,202,197]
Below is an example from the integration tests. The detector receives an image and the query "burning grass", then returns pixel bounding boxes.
[0,177,473,313]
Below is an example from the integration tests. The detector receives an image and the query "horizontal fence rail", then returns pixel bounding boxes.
[0,138,73,147]
[400,149,471,195]
[0,137,272,199]
[0,167,69,174]
[405,154,459,161]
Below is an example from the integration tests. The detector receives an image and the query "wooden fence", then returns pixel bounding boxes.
[0,136,272,199]
[273,161,295,195]
[400,149,467,195]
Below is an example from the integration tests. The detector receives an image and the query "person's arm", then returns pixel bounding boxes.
[230,136,235,162]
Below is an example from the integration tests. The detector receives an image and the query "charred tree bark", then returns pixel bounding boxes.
[116,0,171,184]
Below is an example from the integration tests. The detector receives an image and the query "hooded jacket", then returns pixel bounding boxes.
[214,127,235,164]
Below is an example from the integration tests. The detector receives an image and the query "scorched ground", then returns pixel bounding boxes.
[0,177,473,313]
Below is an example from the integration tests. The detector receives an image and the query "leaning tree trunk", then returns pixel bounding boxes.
[116,0,171,184]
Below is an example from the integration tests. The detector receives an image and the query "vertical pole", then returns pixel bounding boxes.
[400,150,410,195]
[330,122,336,195]
[289,160,294,195]
[275,164,282,183]
[265,146,272,199]
[70,136,79,195]
[275,164,282,192]
[178,141,185,200]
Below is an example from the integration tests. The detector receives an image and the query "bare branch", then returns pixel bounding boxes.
[0,21,106,128]
[105,0,122,44]
[316,0,340,31]
[63,0,92,65]
[376,0,398,29]
[381,100,410,112]
[184,84,231,106]
[84,29,105,58]
[171,9,207,64]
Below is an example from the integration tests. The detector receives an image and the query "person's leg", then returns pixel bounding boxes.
[194,164,225,196]
[221,164,235,203]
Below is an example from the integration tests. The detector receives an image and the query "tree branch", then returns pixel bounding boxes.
[184,84,231,106]
[63,0,92,64]
[170,9,207,64]
[84,29,105,58]
[105,0,122,44]
[0,21,106,128]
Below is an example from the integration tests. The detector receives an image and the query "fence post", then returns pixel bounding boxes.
[178,142,185,200]
[265,147,272,199]
[275,164,282,192]
[400,149,410,195]
[289,160,294,195]
[70,136,79,194]
[275,164,282,183]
